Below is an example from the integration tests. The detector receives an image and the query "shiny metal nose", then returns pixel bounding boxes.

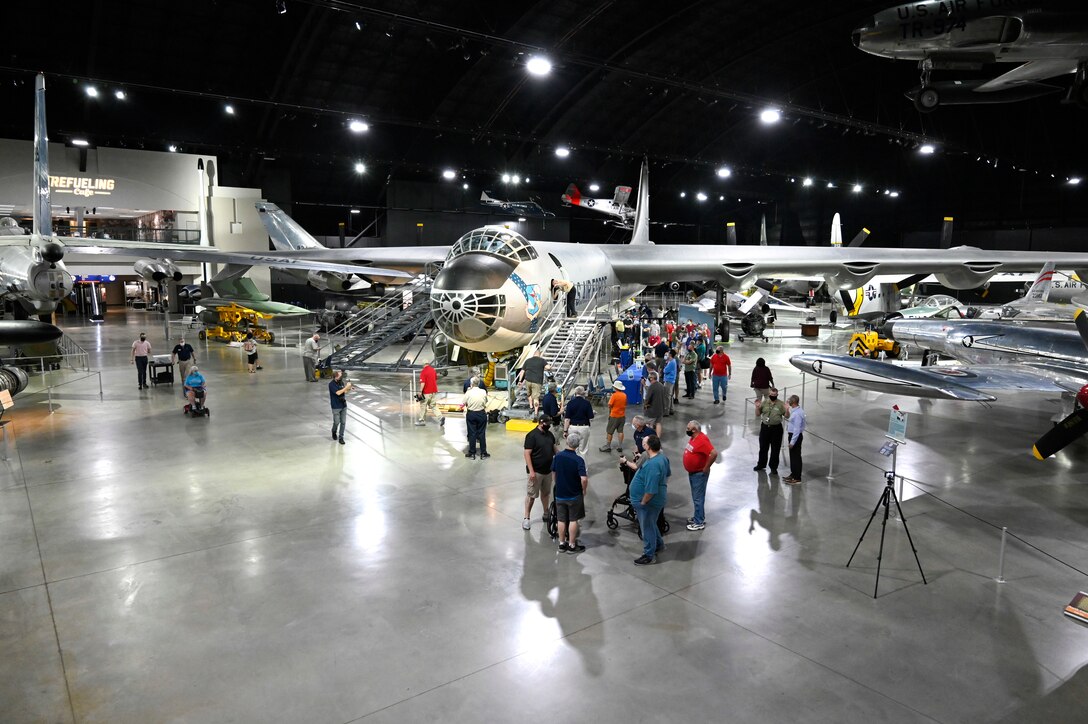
[851,29,861,47]
[430,290,507,344]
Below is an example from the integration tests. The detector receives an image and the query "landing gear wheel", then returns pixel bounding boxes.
[914,86,940,113]
[198,330,206,341]
[606,512,619,530]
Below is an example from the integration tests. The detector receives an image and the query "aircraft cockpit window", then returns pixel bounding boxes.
[447,226,538,264]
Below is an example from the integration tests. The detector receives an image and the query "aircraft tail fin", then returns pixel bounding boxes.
[255,202,323,251]
[759,214,768,246]
[630,159,650,245]
[830,213,842,246]
[940,216,954,249]
[726,221,737,246]
[561,184,581,207]
[33,74,51,237]
[1024,262,1055,305]
[480,191,494,203]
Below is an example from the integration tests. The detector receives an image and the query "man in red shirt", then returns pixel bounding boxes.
[415,362,445,427]
[709,346,732,404]
[682,420,717,531]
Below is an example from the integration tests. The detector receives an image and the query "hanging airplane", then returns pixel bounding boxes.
[478,191,554,218]
[561,183,635,228]
[853,1,1088,112]
[5,74,409,320]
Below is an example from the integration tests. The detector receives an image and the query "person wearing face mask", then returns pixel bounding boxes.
[754,387,790,475]
[682,420,718,531]
[131,331,152,389]
[522,413,559,531]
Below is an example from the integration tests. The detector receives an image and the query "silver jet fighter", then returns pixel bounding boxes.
[853,1,1088,111]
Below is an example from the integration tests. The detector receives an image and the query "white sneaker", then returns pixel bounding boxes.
[522,518,531,530]
[414,421,426,427]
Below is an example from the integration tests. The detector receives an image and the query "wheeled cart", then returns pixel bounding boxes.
[149,360,174,386]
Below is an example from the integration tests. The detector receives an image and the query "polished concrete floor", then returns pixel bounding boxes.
[3,311,1088,723]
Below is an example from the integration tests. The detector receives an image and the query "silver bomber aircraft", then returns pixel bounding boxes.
[259,157,1088,355]
[790,314,1088,457]
[3,74,408,318]
[853,1,1088,111]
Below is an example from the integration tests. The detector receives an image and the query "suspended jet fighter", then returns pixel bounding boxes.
[853,1,1088,111]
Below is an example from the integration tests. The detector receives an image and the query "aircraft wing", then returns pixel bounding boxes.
[788,353,1086,401]
[976,60,1078,92]
[58,237,418,278]
[598,244,1088,290]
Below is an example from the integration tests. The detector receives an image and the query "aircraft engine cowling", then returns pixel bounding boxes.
[134,258,183,282]
[824,263,880,292]
[306,270,353,293]
[714,264,758,292]
[934,264,1000,290]
[0,366,30,396]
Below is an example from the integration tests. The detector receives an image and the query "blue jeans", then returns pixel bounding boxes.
[633,501,665,559]
[688,471,709,525]
[331,407,347,439]
[712,375,728,401]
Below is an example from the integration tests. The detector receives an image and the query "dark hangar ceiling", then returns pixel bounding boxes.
[3,0,1087,245]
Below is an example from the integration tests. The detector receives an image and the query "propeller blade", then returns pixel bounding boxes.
[1033,407,1088,460]
[1075,308,1088,349]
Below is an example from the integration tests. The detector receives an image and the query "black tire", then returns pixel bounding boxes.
[659,517,670,535]
[547,500,558,538]
[606,512,619,530]
[198,330,206,340]
[915,86,939,113]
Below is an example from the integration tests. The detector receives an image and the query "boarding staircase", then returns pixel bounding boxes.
[516,289,610,396]
[323,274,436,373]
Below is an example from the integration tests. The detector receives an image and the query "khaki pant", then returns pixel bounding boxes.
[418,392,443,422]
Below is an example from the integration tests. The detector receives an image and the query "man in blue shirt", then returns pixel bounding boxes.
[541,383,561,425]
[662,351,678,417]
[183,365,207,411]
[563,386,594,455]
[552,433,589,554]
[328,369,353,445]
[621,435,670,565]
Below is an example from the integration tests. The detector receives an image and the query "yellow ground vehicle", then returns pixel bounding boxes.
[197,304,276,344]
[848,329,901,359]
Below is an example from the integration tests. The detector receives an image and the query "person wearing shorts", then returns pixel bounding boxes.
[600,379,628,452]
[243,332,261,373]
[552,433,589,553]
[517,350,550,414]
[523,413,558,530]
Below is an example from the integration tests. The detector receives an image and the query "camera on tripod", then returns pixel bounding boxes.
[884,470,895,484]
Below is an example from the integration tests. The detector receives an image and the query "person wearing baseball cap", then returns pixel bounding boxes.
[599,378,629,452]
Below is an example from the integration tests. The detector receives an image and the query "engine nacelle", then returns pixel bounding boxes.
[306,270,352,293]
[934,266,999,290]
[824,262,880,292]
[134,258,183,282]
[0,366,30,396]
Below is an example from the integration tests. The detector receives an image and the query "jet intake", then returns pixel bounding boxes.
[134,258,183,282]
[306,270,352,292]
[0,366,30,397]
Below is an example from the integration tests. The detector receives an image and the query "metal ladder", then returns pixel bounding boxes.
[324,276,435,372]
[536,289,609,394]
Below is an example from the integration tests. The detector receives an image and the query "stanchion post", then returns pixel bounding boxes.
[47,384,53,413]
[97,371,103,399]
[996,526,1008,583]
[801,372,806,408]
[827,440,836,482]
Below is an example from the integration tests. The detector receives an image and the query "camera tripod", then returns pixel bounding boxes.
[847,470,927,598]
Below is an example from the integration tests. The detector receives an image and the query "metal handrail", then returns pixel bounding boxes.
[327,274,432,338]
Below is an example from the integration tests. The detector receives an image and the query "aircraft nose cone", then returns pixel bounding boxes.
[851,29,861,47]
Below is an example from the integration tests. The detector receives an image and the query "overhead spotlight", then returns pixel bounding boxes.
[349,209,361,214]
[716,166,732,178]
[462,182,469,189]
[759,108,781,124]
[679,191,686,198]
[113,90,126,100]
[225,104,235,115]
[554,146,570,158]
[919,144,936,155]
[518,217,527,222]
[696,192,708,202]
[526,56,552,76]
[718,195,724,201]
[71,138,89,147]
[85,86,98,98]
[348,119,369,133]
[275,0,287,14]
[588,183,600,192]
[852,184,863,193]
[889,191,900,198]
[1069,177,1083,186]
[524,177,530,183]
[501,174,511,183]
[355,20,363,31]
[826,182,835,189]
[168,144,178,153]
[354,162,366,174]
[512,175,521,185]
[442,169,456,180]
[802,177,813,187]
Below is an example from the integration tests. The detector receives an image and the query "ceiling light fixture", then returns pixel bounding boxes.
[225,105,235,115]
[919,144,936,155]
[554,146,570,158]
[889,191,900,198]
[759,108,781,124]
[1069,177,1083,186]
[348,120,369,133]
[716,166,732,178]
[442,169,456,180]
[588,183,600,192]
[71,138,89,147]
[826,182,835,189]
[518,217,527,222]
[512,175,521,185]
[349,209,361,214]
[113,90,126,100]
[85,86,98,98]
[802,177,813,187]
[275,0,287,14]
[354,162,366,174]
[696,192,708,201]
[852,184,863,193]
[168,144,178,153]
[526,56,552,76]
[679,191,686,198]
[502,174,511,183]
[462,182,469,189]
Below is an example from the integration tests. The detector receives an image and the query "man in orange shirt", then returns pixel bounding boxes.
[599,379,628,452]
